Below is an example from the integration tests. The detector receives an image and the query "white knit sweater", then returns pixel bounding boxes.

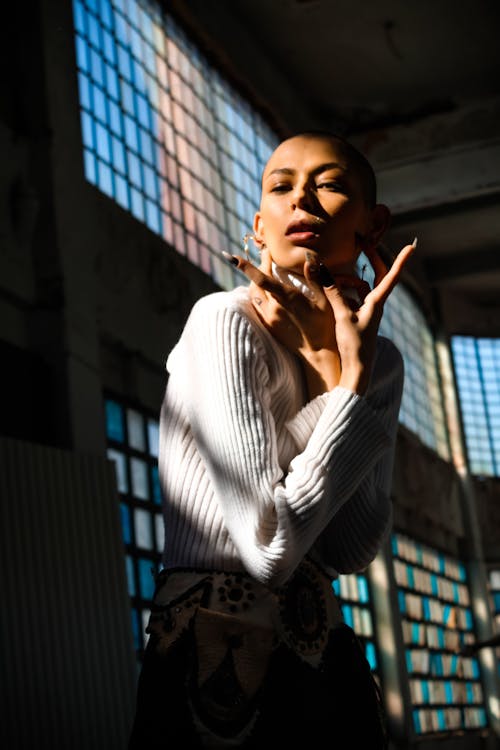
[159,285,404,588]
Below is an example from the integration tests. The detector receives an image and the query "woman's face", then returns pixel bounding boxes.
[254,135,383,276]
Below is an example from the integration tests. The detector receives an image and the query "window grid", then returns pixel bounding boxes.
[451,336,500,476]
[487,569,500,678]
[358,256,450,460]
[105,396,162,658]
[332,573,381,677]
[392,532,487,734]
[73,0,277,290]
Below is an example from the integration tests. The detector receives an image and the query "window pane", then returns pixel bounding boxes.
[105,399,124,441]
[155,513,164,553]
[120,502,131,544]
[134,508,153,549]
[127,408,145,451]
[107,449,128,493]
[452,336,500,477]
[138,558,155,600]
[130,457,149,500]
[147,419,159,457]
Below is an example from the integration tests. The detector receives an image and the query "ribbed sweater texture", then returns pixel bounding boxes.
[160,286,404,588]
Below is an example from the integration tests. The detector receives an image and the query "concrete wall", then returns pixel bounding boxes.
[0,1,499,748]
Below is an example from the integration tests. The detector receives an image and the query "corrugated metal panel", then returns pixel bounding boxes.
[0,437,137,750]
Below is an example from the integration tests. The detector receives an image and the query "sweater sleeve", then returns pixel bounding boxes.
[312,337,404,573]
[166,296,397,587]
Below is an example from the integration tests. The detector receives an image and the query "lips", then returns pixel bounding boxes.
[285,219,323,236]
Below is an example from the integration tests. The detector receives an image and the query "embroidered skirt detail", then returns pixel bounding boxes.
[128,558,388,748]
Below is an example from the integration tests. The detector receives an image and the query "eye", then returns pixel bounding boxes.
[317,180,344,191]
[269,183,292,193]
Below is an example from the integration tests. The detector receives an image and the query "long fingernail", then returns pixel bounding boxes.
[411,237,418,248]
[222,250,239,266]
[318,263,335,287]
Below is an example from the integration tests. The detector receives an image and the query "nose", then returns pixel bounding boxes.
[289,180,316,211]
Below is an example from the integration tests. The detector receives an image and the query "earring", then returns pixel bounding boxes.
[242,233,265,260]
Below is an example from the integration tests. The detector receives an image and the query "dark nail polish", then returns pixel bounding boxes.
[222,251,239,266]
[318,263,335,287]
[305,251,318,271]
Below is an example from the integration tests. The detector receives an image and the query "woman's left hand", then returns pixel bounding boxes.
[314,241,416,393]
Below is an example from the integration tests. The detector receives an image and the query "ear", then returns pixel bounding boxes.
[366,204,391,249]
[253,211,265,247]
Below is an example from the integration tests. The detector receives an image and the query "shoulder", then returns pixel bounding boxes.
[370,336,404,392]
[188,286,254,324]
[167,286,270,373]
[375,336,404,372]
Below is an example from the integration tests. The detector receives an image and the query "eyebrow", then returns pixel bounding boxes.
[265,162,347,180]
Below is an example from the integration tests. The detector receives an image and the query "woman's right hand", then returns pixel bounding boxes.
[226,247,337,356]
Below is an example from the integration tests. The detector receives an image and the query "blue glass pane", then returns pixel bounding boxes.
[108,100,122,135]
[413,709,421,733]
[81,111,94,148]
[365,641,377,670]
[96,122,110,161]
[342,605,353,628]
[405,650,412,673]
[357,575,369,604]
[126,555,135,596]
[421,680,429,702]
[147,420,159,458]
[151,465,162,504]
[99,0,113,29]
[92,85,107,121]
[75,35,89,72]
[445,681,453,703]
[120,502,131,544]
[105,399,124,441]
[145,200,161,233]
[72,0,86,35]
[138,558,155,600]
[391,534,398,556]
[78,72,91,109]
[115,174,129,209]
[83,149,96,183]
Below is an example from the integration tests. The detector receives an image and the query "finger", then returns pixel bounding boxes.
[222,251,291,301]
[322,280,359,320]
[303,254,327,294]
[367,240,416,305]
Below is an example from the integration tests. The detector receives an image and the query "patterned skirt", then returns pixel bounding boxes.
[128,557,388,748]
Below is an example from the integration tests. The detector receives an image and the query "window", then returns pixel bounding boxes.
[451,336,500,477]
[332,572,381,676]
[72,0,277,289]
[105,396,162,657]
[392,532,487,734]
[358,257,450,459]
[487,569,500,678]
